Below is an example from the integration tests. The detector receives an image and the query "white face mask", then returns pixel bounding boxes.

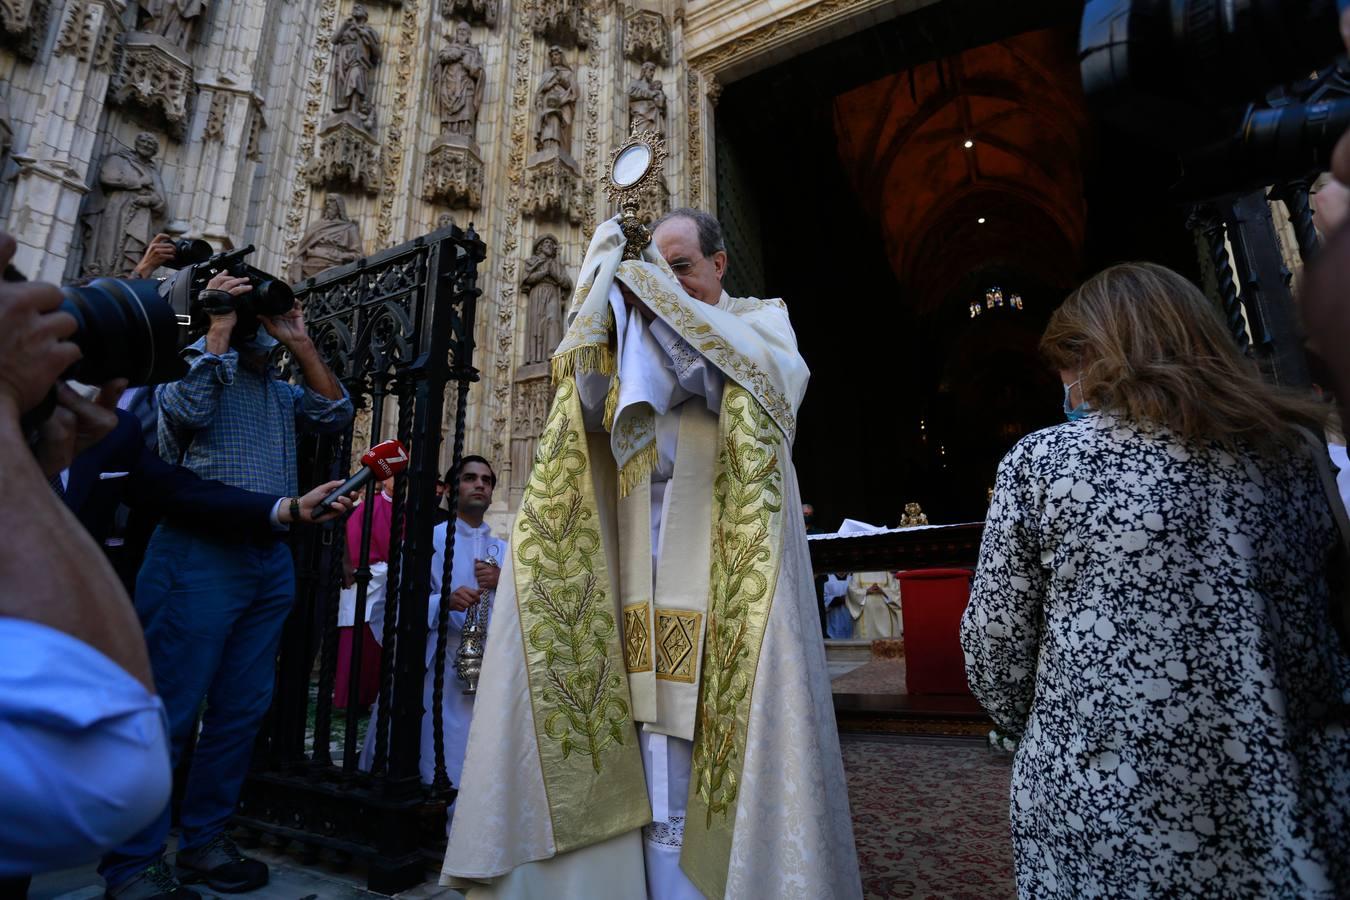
[1062,375,1091,421]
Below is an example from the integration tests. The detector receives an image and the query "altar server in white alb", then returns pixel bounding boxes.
[441,208,860,898]
[361,456,504,803]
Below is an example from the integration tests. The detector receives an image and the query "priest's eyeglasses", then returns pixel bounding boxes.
[668,256,702,276]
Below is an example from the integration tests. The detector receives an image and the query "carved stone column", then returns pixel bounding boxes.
[176,0,272,250]
[8,0,125,282]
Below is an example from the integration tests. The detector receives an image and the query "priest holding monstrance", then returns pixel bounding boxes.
[441,134,860,898]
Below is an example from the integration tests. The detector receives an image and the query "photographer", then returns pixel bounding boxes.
[131,234,177,280]
[100,270,353,897]
[0,233,171,878]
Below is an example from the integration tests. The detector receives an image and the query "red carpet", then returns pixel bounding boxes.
[842,735,1016,899]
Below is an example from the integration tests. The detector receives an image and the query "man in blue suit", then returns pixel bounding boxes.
[59,406,350,591]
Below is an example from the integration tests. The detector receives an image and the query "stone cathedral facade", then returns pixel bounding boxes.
[0,0,1055,514]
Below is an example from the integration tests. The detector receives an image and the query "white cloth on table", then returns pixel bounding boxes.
[361,518,505,802]
[0,618,170,876]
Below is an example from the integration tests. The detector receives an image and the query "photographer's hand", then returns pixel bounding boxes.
[203,272,250,355]
[33,381,126,478]
[132,234,177,278]
[0,232,81,421]
[260,305,308,349]
[263,306,344,401]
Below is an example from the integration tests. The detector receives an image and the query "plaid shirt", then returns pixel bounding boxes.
[156,338,353,497]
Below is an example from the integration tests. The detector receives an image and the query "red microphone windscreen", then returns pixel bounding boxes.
[361,439,410,479]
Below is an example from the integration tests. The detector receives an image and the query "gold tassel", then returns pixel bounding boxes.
[617,441,659,499]
[551,344,615,386]
[602,374,621,432]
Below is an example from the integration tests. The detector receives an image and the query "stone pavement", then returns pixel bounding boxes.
[28,842,464,900]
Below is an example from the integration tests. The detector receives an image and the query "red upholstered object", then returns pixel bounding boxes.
[900,568,974,695]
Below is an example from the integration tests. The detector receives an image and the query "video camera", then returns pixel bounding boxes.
[160,244,295,341]
[1080,0,1349,197]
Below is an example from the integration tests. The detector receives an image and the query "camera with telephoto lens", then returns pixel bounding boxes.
[1079,0,1350,197]
[159,244,295,342]
[2,263,187,437]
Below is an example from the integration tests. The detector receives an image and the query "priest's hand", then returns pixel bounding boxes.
[449,586,481,612]
[617,279,654,322]
[474,560,499,591]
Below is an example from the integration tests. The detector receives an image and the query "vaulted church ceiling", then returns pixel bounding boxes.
[833,29,1089,313]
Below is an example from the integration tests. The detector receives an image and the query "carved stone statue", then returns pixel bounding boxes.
[331,5,381,122]
[141,0,207,49]
[533,45,576,155]
[627,61,665,137]
[521,234,572,364]
[433,22,484,139]
[437,212,456,230]
[290,194,365,282]
[81,132,168,277]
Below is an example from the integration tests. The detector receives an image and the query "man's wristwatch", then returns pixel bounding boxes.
[290,496,302,523]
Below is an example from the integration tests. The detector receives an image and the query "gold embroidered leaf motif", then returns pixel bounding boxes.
[692,386,783,828]
[623,602,652,673]
[656,610,701,683]
[516,379,630,774]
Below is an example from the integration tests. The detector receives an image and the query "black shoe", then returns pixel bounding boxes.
[175,834,269,893]
[104,859,201,899]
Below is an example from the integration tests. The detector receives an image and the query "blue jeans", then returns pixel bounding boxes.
[100,525,294,887]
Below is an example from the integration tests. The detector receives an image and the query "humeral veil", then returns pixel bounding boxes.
[441,217,860,899]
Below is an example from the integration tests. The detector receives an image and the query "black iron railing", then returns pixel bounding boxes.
[236,223,485,892]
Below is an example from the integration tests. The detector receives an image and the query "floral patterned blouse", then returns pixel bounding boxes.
[961,413,1350,899]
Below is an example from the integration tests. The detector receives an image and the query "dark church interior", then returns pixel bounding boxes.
[715,0,1201,529]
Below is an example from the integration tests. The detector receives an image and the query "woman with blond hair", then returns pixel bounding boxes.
[961,262,1350,899]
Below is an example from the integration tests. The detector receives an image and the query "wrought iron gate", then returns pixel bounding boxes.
[235,223,485,893]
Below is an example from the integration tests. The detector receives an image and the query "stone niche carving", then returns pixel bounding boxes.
[1,0,50,59]
[289,193,365,283]
[622,8,668,65]
[522,151,586,224]
[422,137,483,208]
[510,372,554,505]
[422,22,484,209]
[521,233,572,365]
[81,132,168,277]
[306,112,381,193]
[627,61,665,138]
[532,0,590,48]
[109,32,196,137]
[441,0,496,28]
[632,174,668,225]
[522,45,583,223]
